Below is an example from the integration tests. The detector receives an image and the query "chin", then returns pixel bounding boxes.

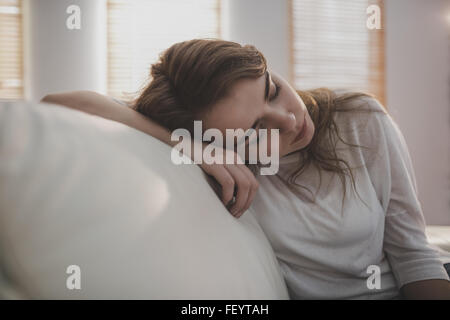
[284,125,315,155]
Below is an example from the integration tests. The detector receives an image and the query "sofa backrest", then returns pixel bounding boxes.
[0,101,288,299]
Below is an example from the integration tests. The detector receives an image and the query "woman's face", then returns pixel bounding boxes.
[202,71,315,160]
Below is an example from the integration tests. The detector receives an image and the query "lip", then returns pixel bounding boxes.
[290,114,307,145]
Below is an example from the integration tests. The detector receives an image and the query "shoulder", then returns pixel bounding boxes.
[330,90,408,165]
[333,89,387,115]
[331,90,389,139]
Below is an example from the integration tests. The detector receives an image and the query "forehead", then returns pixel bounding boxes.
[203,74,266,132]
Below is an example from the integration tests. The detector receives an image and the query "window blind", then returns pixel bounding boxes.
[107,0,220,100]
[290,0,385,104]
[0,0,23,100]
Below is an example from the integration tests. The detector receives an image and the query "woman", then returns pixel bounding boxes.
[42,39,450,299]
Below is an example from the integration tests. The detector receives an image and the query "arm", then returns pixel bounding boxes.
[364,101,450,299]
[401,279,450,300]
[41,91,259,218]
[41,91,176,148]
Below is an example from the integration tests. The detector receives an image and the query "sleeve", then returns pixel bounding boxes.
[371,105,450,288]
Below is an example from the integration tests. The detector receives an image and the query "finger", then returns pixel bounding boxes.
[236,165,259,217]
[204,164,235,206]
[225,164,251,216]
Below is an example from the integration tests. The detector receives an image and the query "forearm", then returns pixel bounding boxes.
[41,91,177,147]
[41,91,258,217]
[401,279,450,299]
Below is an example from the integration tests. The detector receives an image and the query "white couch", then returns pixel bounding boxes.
[1,101,448,299]
[0,101,289,299]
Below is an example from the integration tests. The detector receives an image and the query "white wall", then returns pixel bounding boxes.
[385,0,450,225]
[23,0,106,101]
[224,0,450,225]
[222,0,290,80]
[23,0,449,224]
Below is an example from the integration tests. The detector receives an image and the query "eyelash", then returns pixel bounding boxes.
[254,121,266,144]
[246,121,263,145]
[270,82,281,101]
[245,82,280,146]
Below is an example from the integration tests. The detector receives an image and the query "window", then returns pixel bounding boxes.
[290,0,385,104]
[0,0,23,100]
[107,0,220,100]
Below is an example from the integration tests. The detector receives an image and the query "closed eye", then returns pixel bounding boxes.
[269,82,281,101]
[243,121,260,146]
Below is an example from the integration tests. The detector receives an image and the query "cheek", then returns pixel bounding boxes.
[284,113,315,154]
[278,134,293,157]
[241,130,281,162]
[305,114,316,144]
[258,129,282,159]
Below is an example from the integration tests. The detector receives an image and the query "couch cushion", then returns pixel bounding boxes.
[0,101,289,299]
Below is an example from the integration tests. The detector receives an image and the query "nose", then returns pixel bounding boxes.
[264,108,297,133]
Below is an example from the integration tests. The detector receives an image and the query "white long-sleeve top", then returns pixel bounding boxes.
[251,94,449,299]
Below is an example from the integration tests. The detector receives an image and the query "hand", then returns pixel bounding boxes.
[199,150,259,218]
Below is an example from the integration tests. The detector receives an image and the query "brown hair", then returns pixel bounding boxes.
[132,39,267,134]
[289,89,381,206]
[132,39,381,205]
